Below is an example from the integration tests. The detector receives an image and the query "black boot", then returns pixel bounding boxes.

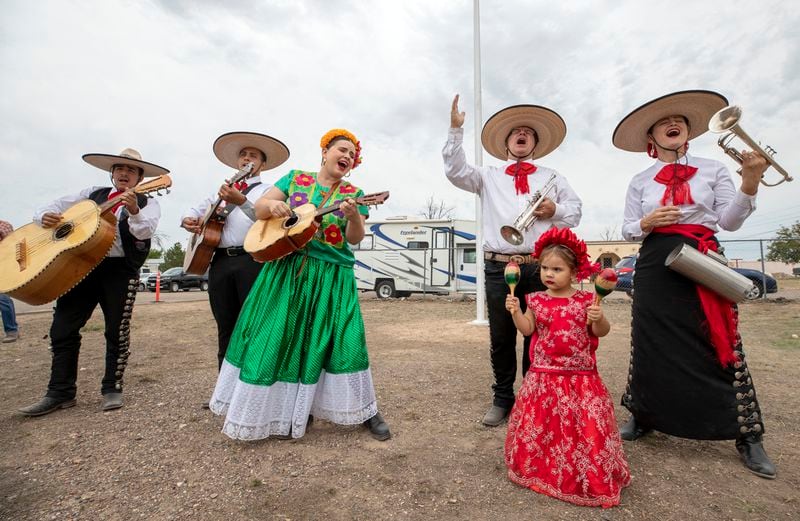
[619,416,651,441]
[736,436,777,479]
[364,412,391,441]
[19,396,77,417]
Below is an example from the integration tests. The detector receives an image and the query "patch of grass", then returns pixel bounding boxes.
[80,323,104,333]
[250,478,263,488]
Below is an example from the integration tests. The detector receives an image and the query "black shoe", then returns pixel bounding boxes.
[620,416,651,441]
[482,405,509,427]
[736,438,777,479]
[19,396,77,417]
[364,412,391,441]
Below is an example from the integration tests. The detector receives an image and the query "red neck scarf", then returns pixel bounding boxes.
[653,224,739,367]
[505,162,537,195]
[107,190,126,213]
[233,180,248,191]
[653,163,698,206]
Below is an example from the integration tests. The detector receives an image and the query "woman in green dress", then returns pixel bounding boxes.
[209,129,390,441]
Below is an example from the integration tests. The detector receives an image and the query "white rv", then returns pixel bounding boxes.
[353,218,477,298]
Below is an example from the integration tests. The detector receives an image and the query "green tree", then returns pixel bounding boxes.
[159,242,185,271]
[766,221,800,263]
[147,248,163,260]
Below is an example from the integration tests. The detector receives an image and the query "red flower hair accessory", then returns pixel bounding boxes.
[533,227,600,281]
[320,128,362,169]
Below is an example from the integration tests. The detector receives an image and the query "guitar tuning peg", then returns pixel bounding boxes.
[166,188,171,194]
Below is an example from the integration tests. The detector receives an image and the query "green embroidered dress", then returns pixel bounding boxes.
[210,170,377,440]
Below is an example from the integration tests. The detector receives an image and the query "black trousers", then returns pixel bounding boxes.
[46,258,139,400]
[208,251,263,369]
[484,259,546,410]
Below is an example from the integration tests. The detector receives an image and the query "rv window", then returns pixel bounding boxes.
[463,248,477,264]
[354,235,374,250]
[407,241,429,249]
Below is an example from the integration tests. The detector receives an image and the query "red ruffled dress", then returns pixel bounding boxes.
[505,290,631,507]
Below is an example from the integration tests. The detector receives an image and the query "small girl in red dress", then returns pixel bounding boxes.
[504,228,631,507]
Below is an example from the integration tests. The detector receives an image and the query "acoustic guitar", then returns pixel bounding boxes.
[0,175,172,305]
[183,163,255,275]
[244,191,389,262]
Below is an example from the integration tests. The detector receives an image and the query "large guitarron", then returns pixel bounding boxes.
[0,175,172,305]
[183,163,256,274]
[244,191,389,262]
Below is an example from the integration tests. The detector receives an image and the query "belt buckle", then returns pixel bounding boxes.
[509,254,525,264]
[226,247,238,256]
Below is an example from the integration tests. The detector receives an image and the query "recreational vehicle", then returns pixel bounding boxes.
[353,218,477,298]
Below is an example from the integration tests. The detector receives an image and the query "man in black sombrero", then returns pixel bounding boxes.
[20,148,169,416]
[444,95,582,426]
[181,132,289,385]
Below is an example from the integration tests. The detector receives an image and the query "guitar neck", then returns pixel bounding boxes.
[313,191,390,218]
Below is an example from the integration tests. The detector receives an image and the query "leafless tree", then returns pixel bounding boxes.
[420,196,455,220]
[599,225,621,241]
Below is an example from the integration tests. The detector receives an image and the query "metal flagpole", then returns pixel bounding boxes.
[471,0,488,326]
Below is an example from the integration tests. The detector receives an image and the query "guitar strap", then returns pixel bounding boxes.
[219,182,262,218]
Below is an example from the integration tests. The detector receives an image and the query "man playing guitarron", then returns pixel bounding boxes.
[181,132,290,402]
[19,148,169,416]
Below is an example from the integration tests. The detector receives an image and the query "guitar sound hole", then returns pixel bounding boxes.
[283,213,299,229]
[54,222,74,240]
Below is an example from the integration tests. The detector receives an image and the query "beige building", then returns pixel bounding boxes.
[586,241,641,269]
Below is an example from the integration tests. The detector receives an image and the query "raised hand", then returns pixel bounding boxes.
[451,94,465,128]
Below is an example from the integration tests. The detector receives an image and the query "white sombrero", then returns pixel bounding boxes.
[481,104,567,161]
[82,148,170,178]
[612,90,728,152]
[213,131,290,171]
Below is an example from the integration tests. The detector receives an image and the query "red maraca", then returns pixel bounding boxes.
[589,268,618,324]
[504,260,521,295]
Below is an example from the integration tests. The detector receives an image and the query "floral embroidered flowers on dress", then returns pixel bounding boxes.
[320,128,362,169]
[339,184,357,194]
[296,173,315,186]
[290,192,309,207]
[323,224,344,245]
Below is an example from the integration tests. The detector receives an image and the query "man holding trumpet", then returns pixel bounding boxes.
[443,95,582,427]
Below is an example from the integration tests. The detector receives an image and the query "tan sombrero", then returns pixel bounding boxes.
[83,148,170,178]
[481,104,567,161]
[612,90,728,152]
[213,131,289,171]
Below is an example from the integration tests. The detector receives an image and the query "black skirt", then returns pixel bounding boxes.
[621,232,764,440]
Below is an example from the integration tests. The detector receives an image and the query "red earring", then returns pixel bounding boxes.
[647,143,658,159]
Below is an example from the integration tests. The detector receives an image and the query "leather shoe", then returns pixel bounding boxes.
[2,331,19,343]
[736,437,777,479]
[364,412,391,441]
[101,393,124,411]
[482,405,509,427]
[19,396,77,417]
[620,416,651,441]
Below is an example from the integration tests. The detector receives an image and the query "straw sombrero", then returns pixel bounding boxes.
[83,148,170,178]
[213,131,290,171]
[612,90,728,152]
[481,104,567,161]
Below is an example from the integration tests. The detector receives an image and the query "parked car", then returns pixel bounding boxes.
[138,272,150,291]
[146,267,209,292]
[612,255,778,300]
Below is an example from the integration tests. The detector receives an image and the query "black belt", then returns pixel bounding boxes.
[484,251,537,264]
[215,246,247,257]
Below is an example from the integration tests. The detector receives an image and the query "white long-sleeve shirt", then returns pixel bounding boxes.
[181,175,272,248]
[622,154,757,241]
[443,127,582,254]
[33,186,161,257]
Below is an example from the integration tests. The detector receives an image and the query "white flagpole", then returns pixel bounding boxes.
[471,0,488,325]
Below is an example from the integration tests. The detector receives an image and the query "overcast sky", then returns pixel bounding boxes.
[1,0,798,260]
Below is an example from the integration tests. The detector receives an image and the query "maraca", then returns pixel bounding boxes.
[589,268,618,324]
[504,260,521,295]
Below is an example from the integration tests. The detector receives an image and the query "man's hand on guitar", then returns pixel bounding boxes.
[41,212,63,228]
[340,198,360,221]
[219,184,247,206]
[121,191,140,215]
[181,217,202,234]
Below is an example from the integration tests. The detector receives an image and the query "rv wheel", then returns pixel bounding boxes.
[375,280,396,299]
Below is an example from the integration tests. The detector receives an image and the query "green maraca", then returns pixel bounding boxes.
[504,260,521,295]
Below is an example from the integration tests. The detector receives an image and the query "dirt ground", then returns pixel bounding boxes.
[1,290,798,521]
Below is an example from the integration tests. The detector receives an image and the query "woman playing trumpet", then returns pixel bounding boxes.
[614,90,774,478]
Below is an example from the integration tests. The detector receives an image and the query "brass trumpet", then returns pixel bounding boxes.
[500,173,557,245]
[708,105,793,187]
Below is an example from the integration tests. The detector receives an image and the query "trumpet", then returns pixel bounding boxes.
[708,105,793,187]
[501,173,557,245]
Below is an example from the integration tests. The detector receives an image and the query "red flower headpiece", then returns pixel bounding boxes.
[533,227,600,281]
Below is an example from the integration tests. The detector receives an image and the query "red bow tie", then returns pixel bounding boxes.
[653,163,698,206]
[233,180,248,191]
[107,190,126,213]
[505,162,537,195]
